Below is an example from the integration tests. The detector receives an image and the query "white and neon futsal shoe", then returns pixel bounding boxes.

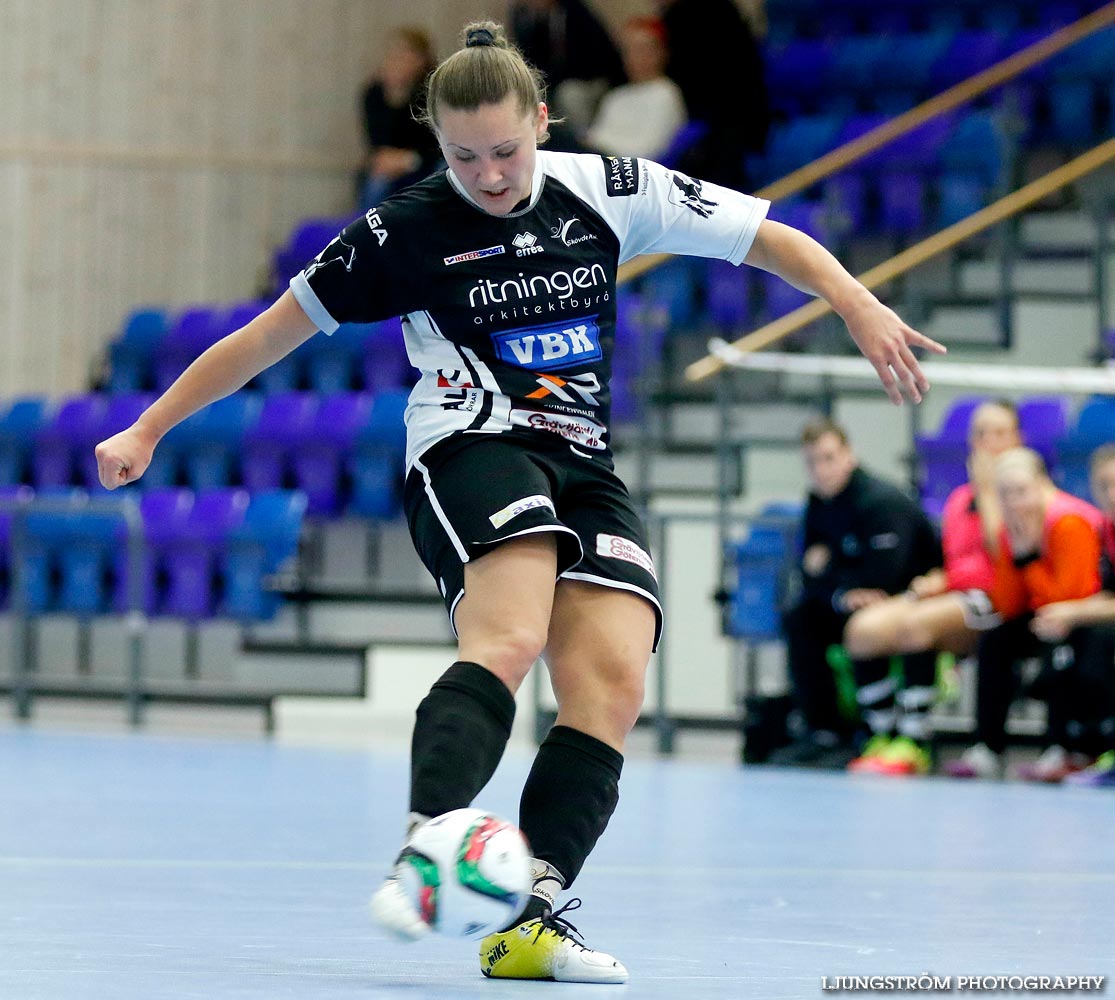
[479,899,628,983]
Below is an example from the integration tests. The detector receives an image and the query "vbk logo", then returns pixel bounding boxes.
[513,231,544,256]
[491,319,603,372]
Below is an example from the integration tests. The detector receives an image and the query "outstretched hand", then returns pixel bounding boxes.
[844,298,946,405]
[94,424,158,490]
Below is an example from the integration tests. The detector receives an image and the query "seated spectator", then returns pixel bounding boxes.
[509,0,624,138]
[947,447,1104,780]
[658,0,769,190]
[771,418,941,770]
[583,17,687,161]
[358,27,441,211]
[844,400,1021,673]
[1030,444,1115,787]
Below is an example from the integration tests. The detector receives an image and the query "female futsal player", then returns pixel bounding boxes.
[94,22,944,983]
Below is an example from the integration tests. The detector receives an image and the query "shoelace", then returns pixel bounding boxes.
[534,898,586,948]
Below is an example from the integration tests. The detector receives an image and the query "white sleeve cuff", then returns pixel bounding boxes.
[289,273,340,335]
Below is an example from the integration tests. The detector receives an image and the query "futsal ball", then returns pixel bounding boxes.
[398,808,532,939]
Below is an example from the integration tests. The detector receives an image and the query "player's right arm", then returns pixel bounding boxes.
[94,290,318,490]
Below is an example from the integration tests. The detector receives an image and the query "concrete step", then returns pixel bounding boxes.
[958,257,1099,297]
[1020,210,1115,252]
[921,300,1005,347]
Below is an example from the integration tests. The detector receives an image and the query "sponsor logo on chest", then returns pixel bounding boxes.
[512,232,544,256]
[444,244,505,266]
[490,319,602,372]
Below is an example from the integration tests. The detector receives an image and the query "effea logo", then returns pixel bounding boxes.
[513,231,544,257]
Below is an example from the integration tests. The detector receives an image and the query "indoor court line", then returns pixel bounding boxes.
[1,725,1109,1000]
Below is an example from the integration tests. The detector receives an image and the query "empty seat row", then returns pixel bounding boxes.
[766,0,1098,45]
[765,17,1115,143]
[0,390,409,520]
[109,305,413,396]
[0,487,305,621]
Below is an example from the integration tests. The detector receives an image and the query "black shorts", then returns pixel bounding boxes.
[404,432,662,649]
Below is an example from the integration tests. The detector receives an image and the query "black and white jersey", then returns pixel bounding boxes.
[290,151,769,470]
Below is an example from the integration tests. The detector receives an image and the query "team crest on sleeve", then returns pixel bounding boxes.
[668,173,719,218]
[304,232,357,278]
[602,156,641,197]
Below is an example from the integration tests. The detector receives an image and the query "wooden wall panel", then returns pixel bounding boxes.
[3,0,721,396]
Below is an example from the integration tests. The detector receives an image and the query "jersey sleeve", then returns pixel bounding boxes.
[288,204,418,334]
[604,156,770,266]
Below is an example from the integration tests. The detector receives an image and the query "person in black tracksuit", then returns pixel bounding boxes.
[778,418,942,763]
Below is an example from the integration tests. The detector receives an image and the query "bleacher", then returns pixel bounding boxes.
[3,0,1114,738]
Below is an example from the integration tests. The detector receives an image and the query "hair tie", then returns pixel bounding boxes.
[466,27,496,47]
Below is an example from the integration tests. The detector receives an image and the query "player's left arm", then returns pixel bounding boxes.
[744,219,946,405]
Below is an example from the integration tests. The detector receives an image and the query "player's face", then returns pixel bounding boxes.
[804,432,856,499]
[437,96,548,216]
[996,466,1045,519]
[968,403,1021,457]
[1091,458,1115,518]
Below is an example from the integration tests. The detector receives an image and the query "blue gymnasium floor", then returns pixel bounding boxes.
[0,725,1110,1000]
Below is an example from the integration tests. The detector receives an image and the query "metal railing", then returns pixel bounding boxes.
[2,495,147,723]
[688,138,1115,380]
[617,1,1115,287]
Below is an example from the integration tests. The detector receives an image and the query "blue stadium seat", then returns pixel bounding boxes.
[0,484,34,608]
[0,397,49,486]
[725,524,796,641]
[113,488,196,614]
[755,115,843,184]
[765,39,834,115]
[242,393,319,493]
[1046,80,1098,144]
[705,259,754,333]
[304,322,373,393]
[33,395,108,489]
[108,308,168,392]
[929,31,1007,91]
[935,171,988,228]
[290,392,373,516]
[154,307,221,392]
[1058,397,1115,500]
[1018,396,1068,474]
[161,488,249,619]
[16,488,88,614]
[163,393,263,492]
[361,319,413,393]
[348,389,409,519]
[915,395,985,517]
[80,393,156,492]
[57,504,129,616]
[222,490,308,620]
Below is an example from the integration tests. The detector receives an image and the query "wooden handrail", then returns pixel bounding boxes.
[619,1,1115,284]
[686,138,1115,382]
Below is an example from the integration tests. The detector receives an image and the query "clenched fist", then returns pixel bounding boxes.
[94,424,158,490]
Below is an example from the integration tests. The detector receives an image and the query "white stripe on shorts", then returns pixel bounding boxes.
[559,570,663,619]
[415,456,469,563]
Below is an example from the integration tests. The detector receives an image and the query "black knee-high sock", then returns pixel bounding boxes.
[897,651,938,742]
[518,725,623,891]
[409,661,516,818]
